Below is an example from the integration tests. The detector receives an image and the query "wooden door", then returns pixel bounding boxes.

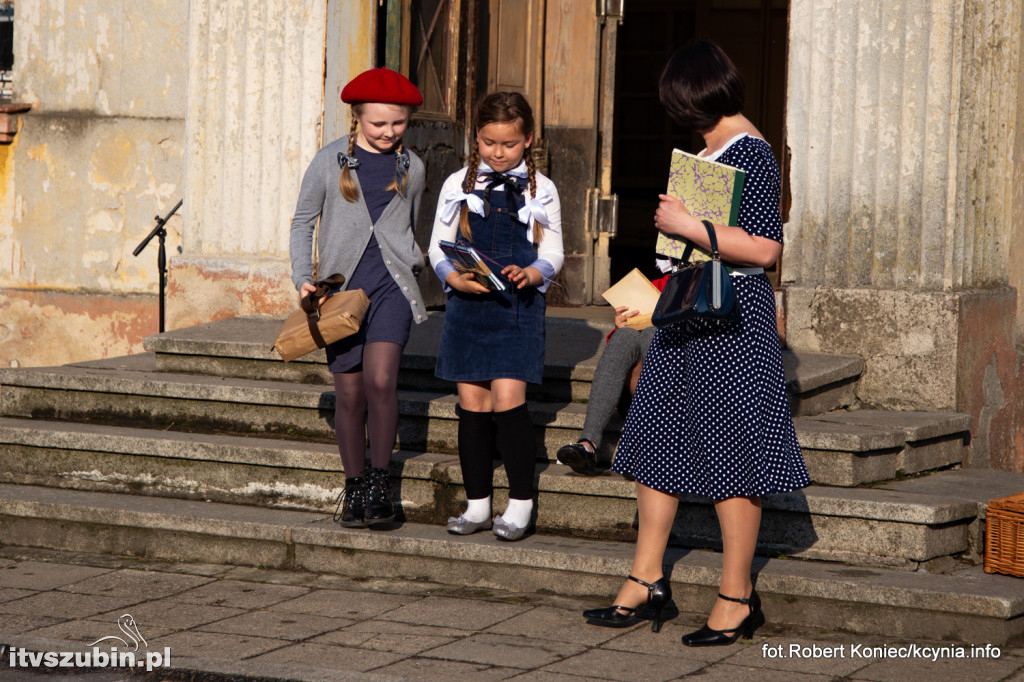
[610,0,789,286]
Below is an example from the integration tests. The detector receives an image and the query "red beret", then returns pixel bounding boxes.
[341,68,423,106]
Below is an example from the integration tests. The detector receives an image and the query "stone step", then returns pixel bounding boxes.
[1,360,944,487]
[0,482,1020,645]
[143,315,865,415]
[0,418,989,567]
[795,410,970,486]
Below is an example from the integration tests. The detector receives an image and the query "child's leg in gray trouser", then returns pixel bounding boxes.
[579,326,657,448]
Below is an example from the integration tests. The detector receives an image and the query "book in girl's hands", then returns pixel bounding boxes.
[437,240,506,292]
[655,148,746,263]
[601,268,661,330]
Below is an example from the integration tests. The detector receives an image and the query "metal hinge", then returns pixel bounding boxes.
[587,189,619,239]
[597,0,624,22]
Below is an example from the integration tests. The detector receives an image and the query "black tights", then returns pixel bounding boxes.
[333,342,402,478]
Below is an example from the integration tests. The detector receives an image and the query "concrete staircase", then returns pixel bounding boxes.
[1,312,1023,644]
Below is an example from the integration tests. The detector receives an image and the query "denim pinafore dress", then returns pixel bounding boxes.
[435,185,546,384]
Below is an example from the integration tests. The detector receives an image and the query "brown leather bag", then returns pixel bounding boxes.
[273,274,370,362]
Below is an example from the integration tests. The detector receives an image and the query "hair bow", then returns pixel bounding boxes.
[394,149,411,184]
[337,152,360,170]
[438,189,486,224]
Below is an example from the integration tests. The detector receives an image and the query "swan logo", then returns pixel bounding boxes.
[88,614,148,651]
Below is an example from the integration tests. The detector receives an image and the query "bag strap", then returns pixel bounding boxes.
[300,273,346,348]
[700,220,721,261]
[679,220,721,265]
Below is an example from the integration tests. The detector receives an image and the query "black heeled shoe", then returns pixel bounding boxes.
[681,591,764,647]
[583,575,672,633]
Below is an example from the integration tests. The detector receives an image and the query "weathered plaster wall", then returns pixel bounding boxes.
[0,0,187,367]
[169,0,374,329]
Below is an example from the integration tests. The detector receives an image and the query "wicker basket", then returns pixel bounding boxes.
[984,491,1024,577]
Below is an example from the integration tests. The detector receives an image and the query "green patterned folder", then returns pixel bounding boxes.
[654,148,746,262]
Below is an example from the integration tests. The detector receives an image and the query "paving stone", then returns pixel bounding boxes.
[0,561,112,590]
[270,588,414,620]
[0,613,65,634]
[57,568,213,599]
[484,606,624,646]
[380,596,530,631]
[0,591,140,620]
[598,617,738,663]
[312,627,455,655]
[91,598,246,630]
[508,672,609,681]
[220,566,322,586]
[245,641,404,672]
[690,664,841,681]
[25,618,176,644]
[166,579,310,609]
[0,587,35,603]
[847,650,1022,682]
[148,630,289,660]
[419,632,586,669]
[343,618,473,639]
[371,655,520,680]
[539,647,704,681]
[197,610,342,641]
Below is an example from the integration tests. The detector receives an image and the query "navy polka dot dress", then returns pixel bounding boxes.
[612,135,811,500]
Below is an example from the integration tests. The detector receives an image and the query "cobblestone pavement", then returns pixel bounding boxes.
[0,546,1021,681]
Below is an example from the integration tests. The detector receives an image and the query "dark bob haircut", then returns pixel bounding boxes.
[659,41,745,132]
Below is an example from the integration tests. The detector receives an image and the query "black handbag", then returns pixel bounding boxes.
[651,220,740,327]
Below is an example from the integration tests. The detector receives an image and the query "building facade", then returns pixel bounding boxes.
[1,0,1022,470]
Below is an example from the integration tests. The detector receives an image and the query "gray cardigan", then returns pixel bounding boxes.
[289,136,428,324]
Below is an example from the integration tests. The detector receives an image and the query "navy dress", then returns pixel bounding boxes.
[435,187,546,384]
[326,147,413,374]
[612,136,810,500]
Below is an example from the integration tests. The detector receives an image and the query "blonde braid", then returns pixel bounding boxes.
[459,147,482,242]
[524,146,543,244]
[339,118,360,202]
[385,142,409,197]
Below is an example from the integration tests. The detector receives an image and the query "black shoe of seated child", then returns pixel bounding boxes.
[364,467,396,526]
[557,440,598,476]
[333,476,367,528]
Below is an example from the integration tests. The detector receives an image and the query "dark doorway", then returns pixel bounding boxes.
[610,0,788,285]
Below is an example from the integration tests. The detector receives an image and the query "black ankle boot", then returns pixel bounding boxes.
[364,467,395,526]
[333,476,367,528]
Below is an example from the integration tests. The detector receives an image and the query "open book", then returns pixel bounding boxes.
[655,148,746,263]
[437,240,506,292]
[601,268,661,330]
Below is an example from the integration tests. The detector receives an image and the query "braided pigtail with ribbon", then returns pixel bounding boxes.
[459,147,482,242]
[386,143,411,197]
[338,117,361,202]
[524,146,543,244]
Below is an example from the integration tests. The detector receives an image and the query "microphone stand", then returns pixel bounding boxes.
[133,199,182,333]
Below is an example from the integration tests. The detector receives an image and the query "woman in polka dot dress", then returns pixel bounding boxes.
[583,42,810,646]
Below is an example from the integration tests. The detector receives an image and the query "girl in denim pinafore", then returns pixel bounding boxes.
[428,92,564,541]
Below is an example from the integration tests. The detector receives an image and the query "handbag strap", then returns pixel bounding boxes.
[300,273,346,348]
[679,220,721,265]
[700,220,721,261]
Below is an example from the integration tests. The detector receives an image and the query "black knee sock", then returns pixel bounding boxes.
[457,405,496,500]
[493,403,536,500]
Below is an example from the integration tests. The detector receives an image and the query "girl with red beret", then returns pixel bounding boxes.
[427,92,564,541]
[290,68,427,529]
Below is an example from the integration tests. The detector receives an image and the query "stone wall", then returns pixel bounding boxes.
[0,0,187,367]
[169,0,372,329]
[784,0,1024,470]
